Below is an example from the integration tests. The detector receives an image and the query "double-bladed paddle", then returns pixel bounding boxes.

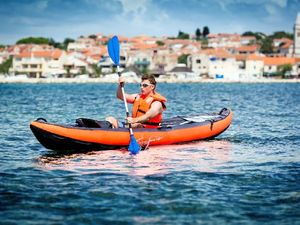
[107,36,140,154]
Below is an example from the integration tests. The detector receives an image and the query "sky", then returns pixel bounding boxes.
[0,0,299,44]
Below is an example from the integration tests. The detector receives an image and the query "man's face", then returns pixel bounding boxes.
[140,79,154,95]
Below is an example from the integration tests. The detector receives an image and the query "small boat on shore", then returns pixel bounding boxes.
[30,108,232,153]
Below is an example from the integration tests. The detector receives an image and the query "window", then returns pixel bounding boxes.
[298,32,300,37]
[196,59,201,64]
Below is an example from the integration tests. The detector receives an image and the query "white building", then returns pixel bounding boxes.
[60,52,92,76]
[208,34,241,48]
[189,52,265,80]
[263,57,297,76]
[11,50,65,78]
[187,53,210,75]
[67,38,96,51]
[208,57,240,80]
[244,56,264,78]
[189,54,240,80]
[240,36,256,45]
[294,12,300,56]
[0,48,9,64]
[127,50,152,72]
[168,63,197,79]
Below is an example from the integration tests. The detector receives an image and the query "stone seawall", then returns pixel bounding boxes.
[0,77,299,83]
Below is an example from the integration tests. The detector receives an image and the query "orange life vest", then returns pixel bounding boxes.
[132,92,167,128]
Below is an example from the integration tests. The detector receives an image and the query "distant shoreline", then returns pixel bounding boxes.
[0,77,300,84]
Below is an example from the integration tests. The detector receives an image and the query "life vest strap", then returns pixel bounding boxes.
[138,109,147,114]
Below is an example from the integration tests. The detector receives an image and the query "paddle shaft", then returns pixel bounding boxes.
[117,66,134,135]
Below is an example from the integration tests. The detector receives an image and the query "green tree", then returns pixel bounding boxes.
[242,31,266,41]
[278,64,292,78]
[141,67,149,75]
[0,45,5,48]
[16,37,50,44]
[260,37,274,54]
[203,26,210,38]
[66,67,71,77]
[0,56,13,74]
[195,28,201,40]
[48,38,62,48]
[88,34,97,39]
[156,40,165,46]
[63,38,75,50]
[177,54,189,65]
[201,38,209,48]
[177,30,190,39]
[242,31,256,36]
[80,67,87,75]
[270,31,293,40]
[91,64,102,77]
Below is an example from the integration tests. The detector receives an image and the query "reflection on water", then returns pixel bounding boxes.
[37,140,232,176]
[2,83,300,224]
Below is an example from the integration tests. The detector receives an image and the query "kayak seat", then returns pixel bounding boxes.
[76,118,112,129]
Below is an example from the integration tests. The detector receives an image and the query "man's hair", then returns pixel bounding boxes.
[141,74,156,86]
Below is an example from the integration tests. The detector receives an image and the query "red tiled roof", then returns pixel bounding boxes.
[131,43,158,50]
[235,54,248,61]
[131,35,158,42]
[273,38,292,43]
[241,36,256,40]
[237,45,259,52]
[264,57,295,66]
[227,53,265,61]
[280,40,293,49]
[201,48,232,58]
[17,49,63,59]
[247,54,265,61]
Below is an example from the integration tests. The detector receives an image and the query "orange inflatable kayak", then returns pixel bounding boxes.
[30,108,232,153]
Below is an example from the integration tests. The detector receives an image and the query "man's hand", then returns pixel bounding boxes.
[126,117,136,124]
[119,77,125,86]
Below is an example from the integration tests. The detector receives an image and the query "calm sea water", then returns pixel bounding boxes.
[0,83,299,224]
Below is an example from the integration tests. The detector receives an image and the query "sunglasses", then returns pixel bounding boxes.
[140,83,151,88]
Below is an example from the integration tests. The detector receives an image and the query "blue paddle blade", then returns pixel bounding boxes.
[107,36,120,65]
[128,134,140,155]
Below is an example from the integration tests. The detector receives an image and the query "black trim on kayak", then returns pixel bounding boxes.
[30,124,125,153]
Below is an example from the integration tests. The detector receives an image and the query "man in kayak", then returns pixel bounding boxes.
[106,74,167,128]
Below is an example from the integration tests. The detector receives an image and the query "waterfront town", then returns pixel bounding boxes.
[1,14,300,83]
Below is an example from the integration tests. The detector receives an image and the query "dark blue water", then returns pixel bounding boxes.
[1,83,300,224]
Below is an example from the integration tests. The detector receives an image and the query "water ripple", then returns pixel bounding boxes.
[1,83,300,224]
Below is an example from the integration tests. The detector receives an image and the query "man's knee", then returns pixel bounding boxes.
[105,116,119,128]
